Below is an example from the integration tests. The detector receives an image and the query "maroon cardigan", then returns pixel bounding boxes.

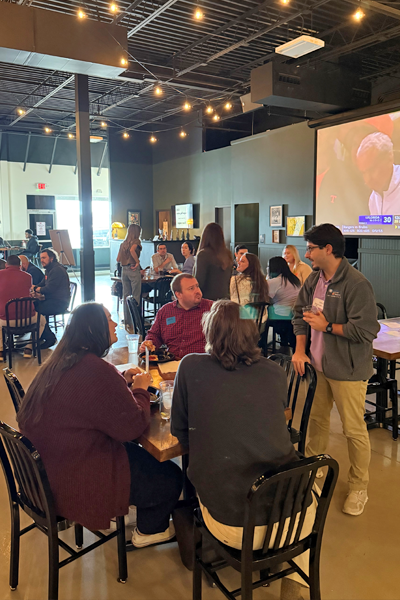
[20,353,150,530]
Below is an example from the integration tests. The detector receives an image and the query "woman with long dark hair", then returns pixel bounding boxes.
[230,252,269,323]
[18,302,182,547]
[117,223,142,330]
[194,222,233,300]
[171,300,315,600]
[268,256,301,319]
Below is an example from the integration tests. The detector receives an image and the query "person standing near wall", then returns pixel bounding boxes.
[283,245,312,286]
[292,223,380,516]
[194,223,233,301]
[117,224,142,331]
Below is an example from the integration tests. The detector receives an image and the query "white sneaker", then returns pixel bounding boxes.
[131,521,175,548]
[342,490,368,516]
[110,506,137,530]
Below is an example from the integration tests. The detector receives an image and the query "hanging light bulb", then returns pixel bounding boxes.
[44,127,52,134]
[280,0,290,5]
[205,105,213,114]
[110,3,118,13]
[121,58,128,66]
[180,130,187,138]
[183,101,192,111]
[77,9,86,18]
[100,121,107,128]
[17,108,25,116]
[194,7,204,20]
[123,131,130,139]
[155,86,163,96]
[150,135,157,143]
[68,133,74,139]
[224,101,233,110]
[353,8,365,20]
[213,114,220,121]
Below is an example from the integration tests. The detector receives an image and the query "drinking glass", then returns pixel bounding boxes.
[126,333,139,354]
[302,305,318,315]
[159,381,174,421]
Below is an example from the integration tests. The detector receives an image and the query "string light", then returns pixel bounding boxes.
[353,8,365,20]
[194,8,204,20]
[121,58,128,66]
[44,127,52,134]
[183,101,192,111]
[150,135,157,143]
[180,130,187,138]
[77,9,86,18]
[17,108,25,115]
[224,101,232,110]
[100,121,107,128]
[110,3,118,12]
[154,86,163,96]
[213,114,220,121]
[123,131,130,139]
[205,105,213,114]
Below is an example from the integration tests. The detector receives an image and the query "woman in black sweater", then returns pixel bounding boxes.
[194,222,233,300]
[171,300,316,600]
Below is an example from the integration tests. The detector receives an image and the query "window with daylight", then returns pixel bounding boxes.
[55,196,111,249]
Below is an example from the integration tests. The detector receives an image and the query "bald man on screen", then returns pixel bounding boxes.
[356,132,400,215]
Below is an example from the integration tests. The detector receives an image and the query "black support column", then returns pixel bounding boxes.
[75,74,95,302]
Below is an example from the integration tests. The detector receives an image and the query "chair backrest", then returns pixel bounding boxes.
[3,368,25,413]
[153,277,173,307]
[0,421,58,530]
[126,296,145,338]
[69,282,78,312]
[5,298,38,332]
[241,455,338,565]
[376,302,388,320]
[269,353,317,452]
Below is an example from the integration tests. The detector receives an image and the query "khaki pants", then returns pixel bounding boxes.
[199,491,318,587]
[306,371,370,491]
[0,315,46,351]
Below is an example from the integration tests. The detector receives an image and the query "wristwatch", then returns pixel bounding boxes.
[326,323,333,334]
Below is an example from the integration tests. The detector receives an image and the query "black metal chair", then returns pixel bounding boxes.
[3,369,24,413]
[32,244,43,268]
[245,302,270,333]
[376,302,388,320]
[3,298,42,369]
[126,296,151,339]
[0,421,127,600]
[269,354,317,455]
[50,281,78,333]
[193,455,339,600]
[143,276,173,320]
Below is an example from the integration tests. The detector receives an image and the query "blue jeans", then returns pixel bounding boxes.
[121,266,141,325]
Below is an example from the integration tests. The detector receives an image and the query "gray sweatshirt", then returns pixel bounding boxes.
[292,258,380,382]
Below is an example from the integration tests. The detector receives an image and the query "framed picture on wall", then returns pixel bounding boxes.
[269,205,283,227]
[272,230,281,244]
[286,216,305,237]
[127,210,141,227]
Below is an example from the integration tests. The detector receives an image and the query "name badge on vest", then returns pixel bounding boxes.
[166,316,176,325]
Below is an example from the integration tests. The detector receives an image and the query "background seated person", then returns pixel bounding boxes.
[169,242,195,275]
[139,274,212,359]
[18,303,182,547]
[20,228,40,259]
[19,254,43,286]
[151,244,178,273]
[230,252,269,324]
[171,300,315,600]
[267,257,301,319]
[32,248,71,349]
[0,255,46,360]
[233,244,249,271]
[283,245,312,286]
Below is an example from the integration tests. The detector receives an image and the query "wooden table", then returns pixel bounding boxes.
[374,318,400,363]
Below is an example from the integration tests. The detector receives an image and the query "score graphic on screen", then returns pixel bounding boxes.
[316,111,400,237]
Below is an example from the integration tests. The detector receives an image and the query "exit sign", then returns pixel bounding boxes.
[36,183,46,190]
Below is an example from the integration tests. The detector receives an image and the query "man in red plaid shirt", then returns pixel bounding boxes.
[139,274,213,359]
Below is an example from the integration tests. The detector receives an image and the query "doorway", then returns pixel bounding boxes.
[234,203,259,255]
[215,206,231,247]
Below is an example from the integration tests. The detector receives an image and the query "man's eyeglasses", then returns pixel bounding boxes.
[306,245,324,253]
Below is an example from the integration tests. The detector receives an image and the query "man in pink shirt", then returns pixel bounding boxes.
[0,255,45,360]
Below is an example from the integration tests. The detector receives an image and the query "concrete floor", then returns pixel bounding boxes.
[0,273,398,599]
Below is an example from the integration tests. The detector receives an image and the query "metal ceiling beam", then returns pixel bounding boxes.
[97,142,108,176]
[49,136,59,174]
[175,0,332,78]
[112,0,144,24]
[23,132,31,172]
[9,75,74,127]
[171,0,274,62]
[127,0,180,38]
